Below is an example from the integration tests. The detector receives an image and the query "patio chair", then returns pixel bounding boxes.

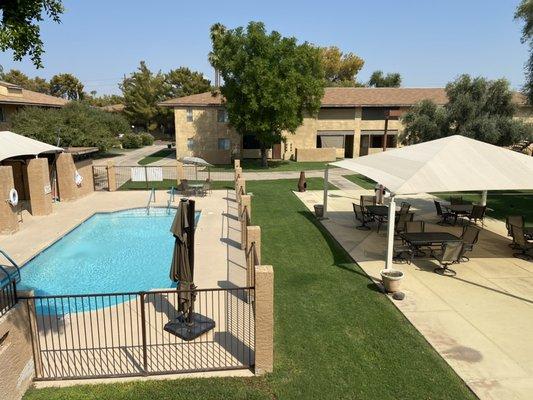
[405,221,425,233]
[395,212,414,235]
[434,200,456,225]
[510,225,533,261]
[352,203,373,230]
[466,205,487,227]
[179,179,192,196]
[399,202,411,215]
[433,241,463,276]
[360,195,376,210]
[393,243,414,264]
[199,179,212,197]
[506,215,524,248]
[458,225,481,262]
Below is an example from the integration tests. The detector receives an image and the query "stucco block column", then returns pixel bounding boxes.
[0,166,19,234]
[107,163,117,192]
[239,194,251,222]
[235,178,246,203]
[234,159,241,168]
[234,167,242,182]
[55,153,78,201]
[27,158,52,216]
[255,265,274,375]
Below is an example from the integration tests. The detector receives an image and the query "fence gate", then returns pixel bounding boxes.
[92,166,109,191]
[24,287,255,380]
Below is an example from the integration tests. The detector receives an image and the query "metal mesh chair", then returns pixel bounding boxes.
[459,225,481,262]
[506,215,524,248]
[360,195,376,210]
[467,205,487,227]
[434,200,456,225]
[450,196,463,205]
[433,241,463,276]
[405,221,425,233]
[352,203,373,230]
[395,212,414,235]
[510,225,533,261]
[399,202,411,215]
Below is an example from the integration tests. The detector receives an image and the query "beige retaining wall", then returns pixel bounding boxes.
[56,153,95,201]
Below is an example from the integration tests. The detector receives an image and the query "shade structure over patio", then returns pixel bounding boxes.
[325,135,533,270]
[0,130,63,162]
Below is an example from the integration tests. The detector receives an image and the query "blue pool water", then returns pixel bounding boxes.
[20,208,200,300]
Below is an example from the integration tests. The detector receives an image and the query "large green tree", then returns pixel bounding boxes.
[11,102,129,149]
[120,61,169,132]
[368,70,402,87]
[49,73,84,100]
[166,67,211,99]
[209,22,325,167]
[401,74,532,146]
[320,46,364,87]
[0,68,50,92]
[0,0,64,68]
[515,0,533,103]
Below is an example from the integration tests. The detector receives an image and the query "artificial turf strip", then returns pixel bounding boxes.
[210,159,338,172]
[23,178,476,400]
[137,149,175,165]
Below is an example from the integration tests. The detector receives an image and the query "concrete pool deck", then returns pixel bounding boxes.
[295,189,533,400]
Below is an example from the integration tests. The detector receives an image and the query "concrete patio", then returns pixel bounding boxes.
[295,189,533,400]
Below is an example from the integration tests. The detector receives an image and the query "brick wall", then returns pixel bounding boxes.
[26,158,52,216]
[0,166,19,234]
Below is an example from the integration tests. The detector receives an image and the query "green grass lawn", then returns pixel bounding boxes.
[210,159,337,172]
[118,179,235,191]
[138,148,175,165]
[342,174,377,190]
[24,178,475,400]
[434,191,533,225]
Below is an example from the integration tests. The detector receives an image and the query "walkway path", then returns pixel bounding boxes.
[94,144,168,166]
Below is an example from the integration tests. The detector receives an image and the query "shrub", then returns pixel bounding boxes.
[11,102,131,151]
[140,132,154,146]
[121,133,143,149]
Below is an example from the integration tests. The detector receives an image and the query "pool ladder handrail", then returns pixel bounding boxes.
[146,188,156,215]
[166,187,175,214]
[0,248,21,284]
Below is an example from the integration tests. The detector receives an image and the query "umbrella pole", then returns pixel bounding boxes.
[323,165,329,218]
[385,195,396,270]
[187,199,196,324]
[481,190,488,206]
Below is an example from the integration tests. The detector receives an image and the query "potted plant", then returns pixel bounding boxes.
[380,269,404,293]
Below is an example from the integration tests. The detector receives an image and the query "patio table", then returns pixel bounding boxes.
[189,183,203,196]
[365,205,401,217]
[443,204,473,215]
[400,232,462,247]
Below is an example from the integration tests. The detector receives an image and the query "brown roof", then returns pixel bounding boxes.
[0,81,68,107]
[160,87,530,108]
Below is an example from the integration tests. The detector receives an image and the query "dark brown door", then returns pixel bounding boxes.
[272,143,282,159]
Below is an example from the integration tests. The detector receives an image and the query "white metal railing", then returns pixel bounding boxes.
[146,188,156,215]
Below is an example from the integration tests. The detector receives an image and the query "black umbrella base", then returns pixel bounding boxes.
[164,312,215,341]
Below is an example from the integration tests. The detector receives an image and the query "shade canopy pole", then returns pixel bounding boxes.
[385,195,396,270]
[480,190,488,206]
[323,165,329,219]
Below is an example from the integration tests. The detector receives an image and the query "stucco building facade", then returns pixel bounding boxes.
[160,87,532,164]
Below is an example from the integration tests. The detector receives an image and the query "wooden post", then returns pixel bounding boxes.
[255,265,274,375]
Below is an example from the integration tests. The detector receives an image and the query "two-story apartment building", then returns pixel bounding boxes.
[0,81,68,131]
[159,87,531,164]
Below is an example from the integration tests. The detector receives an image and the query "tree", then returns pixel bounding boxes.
[11,102,129,150]
[0,0,64,68]
[368,70,402,87]
[120,61,168,132]
[83,93,124,107]
[49,73,85,100]
[166,67,211,99]
[0,68,50,93]
[515,0,533,103]
[210,22,325,167]
[320,46,364,87]
[401,74,533,146]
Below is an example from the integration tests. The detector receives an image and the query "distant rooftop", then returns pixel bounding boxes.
[159,87,529,108]
[0,81,68,108]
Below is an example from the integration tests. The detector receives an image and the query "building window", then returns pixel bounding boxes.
[0,107,5,122]
[361,107,400,120]
[218,138,230,150]
[186,108,193,122]
[187,138,194,150]
[217,109,228,123]
[318,107,355,120]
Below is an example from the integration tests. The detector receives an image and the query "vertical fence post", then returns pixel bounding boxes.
[254,265,274,375]
[144,166,149,189]
[139,292,148,375]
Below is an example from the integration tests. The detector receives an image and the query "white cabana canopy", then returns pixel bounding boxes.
[0,131,63,162]
[331,135,533,195]
[324,135,533,270]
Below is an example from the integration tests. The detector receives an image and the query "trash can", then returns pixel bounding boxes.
[314,204,324,218]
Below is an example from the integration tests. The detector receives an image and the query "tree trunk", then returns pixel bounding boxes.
[260,146,268,168]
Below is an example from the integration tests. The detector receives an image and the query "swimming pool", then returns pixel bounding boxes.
[19,208,201,299]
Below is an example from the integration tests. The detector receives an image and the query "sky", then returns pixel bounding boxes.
[0,0,529,95]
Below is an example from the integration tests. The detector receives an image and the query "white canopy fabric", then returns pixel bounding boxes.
[331,135,533,195]
[179,156,212,167]
[0,131,62,162]
[325,135,533,271]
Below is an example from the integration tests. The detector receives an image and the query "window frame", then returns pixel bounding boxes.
[186,108,193,122]
[0,107,5,122]
[217,109,228,123]
[186,138,194,150]
[218,138,230,150]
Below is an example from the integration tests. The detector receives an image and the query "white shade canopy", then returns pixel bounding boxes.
[331,135,533,195]
[179,156,212,167]
[0,131,63,162]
